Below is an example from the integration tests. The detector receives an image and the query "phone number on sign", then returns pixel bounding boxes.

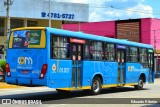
[41,12,75,19]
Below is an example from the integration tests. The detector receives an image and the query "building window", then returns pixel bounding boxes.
[11,19,23,29]
[90,41,103,60]
[27,20,38,27]
[51,35,70,59]
[0,18,5,36]
[129,47,138,62]
[140,48,148,67]
[0,45,4,54]
[105,43,115,61]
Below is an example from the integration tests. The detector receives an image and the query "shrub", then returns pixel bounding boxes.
[0,60,6,74]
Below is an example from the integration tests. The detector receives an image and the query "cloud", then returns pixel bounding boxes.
[90,11,103,22]
[89,0,154,22]
[126,3,153,18]
[52,0,89,4]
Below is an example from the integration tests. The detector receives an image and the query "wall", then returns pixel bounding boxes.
[63,21,115,37]
[150,18,160,53]
[141,18,151,44]
[0,36,7,45]
[141,18,160,53]
[38,20,62,29]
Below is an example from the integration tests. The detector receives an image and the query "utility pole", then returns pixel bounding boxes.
[4,0,13,37]
[49,0,51,27]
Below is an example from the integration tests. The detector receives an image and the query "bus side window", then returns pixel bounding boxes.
[90,41,103,60]
[105,43,115,61]
[84,44,90,60]
[139,48,148,67]
[89,45,93,60]
[51,35,70,59]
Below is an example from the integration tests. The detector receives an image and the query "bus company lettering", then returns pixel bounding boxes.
[30,38,39,44]
[18,57,33,65]
[52,64,69,73]
[128,66,147,72]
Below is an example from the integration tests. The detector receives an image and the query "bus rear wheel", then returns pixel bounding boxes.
[134,78,144,90]
[91,77,102,95]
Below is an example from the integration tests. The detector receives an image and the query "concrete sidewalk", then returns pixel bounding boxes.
[154,78,160,84]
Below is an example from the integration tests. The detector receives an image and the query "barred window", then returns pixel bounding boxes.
[129,47,138,62]
[90,41,103,60]
[0,18,4,36]
[84,42,90,60]
[105,44,115,61]
[11,19,23,29]
[51,35,70,59]
[140,48,148,67]
[27,20,38,27]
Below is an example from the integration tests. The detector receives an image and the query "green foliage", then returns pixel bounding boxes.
[0,60,6,73]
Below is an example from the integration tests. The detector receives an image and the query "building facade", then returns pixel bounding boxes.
[63,18,160,73]
[0,0,89,59]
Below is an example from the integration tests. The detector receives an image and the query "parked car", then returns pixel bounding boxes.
[0,67,4,82]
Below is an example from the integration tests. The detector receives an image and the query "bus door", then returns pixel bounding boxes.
[117,47,126,85]
[71,43,83,88]
[148,50,154,83]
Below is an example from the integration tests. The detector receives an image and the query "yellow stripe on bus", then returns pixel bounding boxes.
[56,83,137,91]
[12,27,46,31]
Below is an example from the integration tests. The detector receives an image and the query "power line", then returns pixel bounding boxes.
[89,4,160,15]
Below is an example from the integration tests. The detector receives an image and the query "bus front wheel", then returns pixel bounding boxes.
[134,78,144,90]
[91,77,102,95]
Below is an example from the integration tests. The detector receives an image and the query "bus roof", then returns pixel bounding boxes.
[11,27,153,49]
[46,27,153,49]
[12,27,45,31]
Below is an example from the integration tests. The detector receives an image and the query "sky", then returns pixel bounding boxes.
[53,0,160,22]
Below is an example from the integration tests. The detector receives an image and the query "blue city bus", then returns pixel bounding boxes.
[6,27,154,94]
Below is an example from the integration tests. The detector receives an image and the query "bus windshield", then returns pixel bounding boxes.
[9,30,46,48]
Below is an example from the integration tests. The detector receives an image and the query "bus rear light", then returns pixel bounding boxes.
[6,63,11,77]
[40,64,48,79]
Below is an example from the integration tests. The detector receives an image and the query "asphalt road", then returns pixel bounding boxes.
[0,79,160,107]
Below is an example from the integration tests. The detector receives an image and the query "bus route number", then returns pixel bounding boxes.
[59,68,69,73]
[52,68,69,73]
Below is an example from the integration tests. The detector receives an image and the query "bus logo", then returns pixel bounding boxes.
[18,57,33,65]
[52,64,56,71]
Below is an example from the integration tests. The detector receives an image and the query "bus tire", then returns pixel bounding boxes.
[91,76,102,95]
[134,77,144,90]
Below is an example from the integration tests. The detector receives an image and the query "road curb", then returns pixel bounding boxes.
[0,82,24,89]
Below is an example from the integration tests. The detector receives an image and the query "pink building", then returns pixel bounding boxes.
[63,21,115,38]
[63,18,160,73]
